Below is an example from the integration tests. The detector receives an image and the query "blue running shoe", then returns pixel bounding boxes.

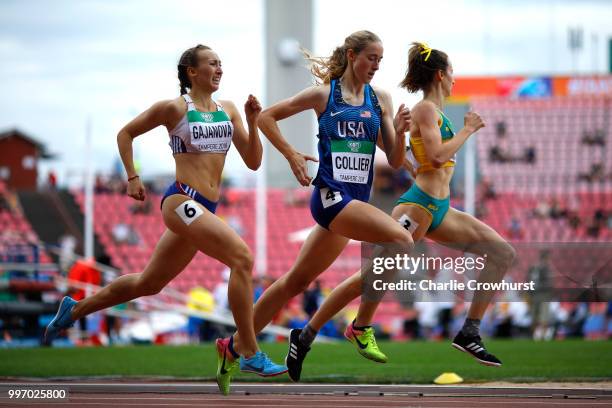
[44,296,77,342]
[239,351,288,377]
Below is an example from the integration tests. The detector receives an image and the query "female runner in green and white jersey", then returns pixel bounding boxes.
[44,45,287,394]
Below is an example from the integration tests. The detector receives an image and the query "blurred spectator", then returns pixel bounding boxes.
[67,258,101,341]
[414,301,438,339]
[401,306,420,339]
[489,145,512,163]
[213,268,230,315]
[112,222,140,245]
[0,195,9,212]
[284,188,310,207]
[564,303,588,337]
[58,234,77,274]
[226,215,244,236]
[495,121,507,138]
[302,280,322,318]
[533,200,550,219]
[524,146,536,164]
[581,129,606,146]
[253,275,274,303]
[481,178,497,200]
[549,198,568,220]
[527,250,553,340]
[253,276,264,303]
[489,125,536,163]
[586,219,602,238]
[281,302,309,330]
[568,212,581,230]
[594,208,606,224]
[578,163,605,183]
[433,266,455,339]
[130,196,152,215]
[491,302,513,338]
[583,303,608,340]
[318,317,342,339]
[186,286,216,342]
[94,174,111,194]
[607,302,612,339]
[219,189,246,207]
[507,216,523,239]
[47,170,57,190]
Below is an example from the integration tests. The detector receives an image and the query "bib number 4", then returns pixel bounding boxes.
[320,187,342,209]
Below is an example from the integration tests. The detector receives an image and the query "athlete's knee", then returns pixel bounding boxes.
[499,242,516,269]
[383,228,414,255]
[484,241,516,271]
[229,247,254,275]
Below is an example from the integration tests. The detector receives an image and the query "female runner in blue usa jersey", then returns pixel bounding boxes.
[226,30,414,383]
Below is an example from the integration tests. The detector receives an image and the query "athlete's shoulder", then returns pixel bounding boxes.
[146,98,184,123]
[370,85,389,98]
[371,85,391,104]
[412,100,437,115]
[217,99,238,117]
[305,83,331,100]
[288,84,329,114]
[163,96,188,115]
[411,100,438,123]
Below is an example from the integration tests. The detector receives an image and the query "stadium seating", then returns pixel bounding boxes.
[73,189,361,293]
[472,96,611,243]
[0,185,53,264]
[69,96,610,334]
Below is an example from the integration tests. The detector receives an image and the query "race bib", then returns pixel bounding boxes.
[397,213,419,234]
[331,140,374,184]
[175,200,204,226]
[319,187,343,209]
[187,110,233,153]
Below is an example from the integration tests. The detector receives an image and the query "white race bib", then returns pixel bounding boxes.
[331,140,374,184]
[175,200,204,226]
[319,187,343,209]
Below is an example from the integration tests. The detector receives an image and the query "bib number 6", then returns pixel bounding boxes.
[175,200,204,226]
[184,203,196,218]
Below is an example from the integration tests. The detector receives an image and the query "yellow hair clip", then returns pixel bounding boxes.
[419,42,432,62]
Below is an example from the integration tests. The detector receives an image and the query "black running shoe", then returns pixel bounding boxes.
[285,328,311,382]
[451,331,502,367]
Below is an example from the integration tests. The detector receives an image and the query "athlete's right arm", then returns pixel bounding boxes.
[258,86,327,186]
[414,102,483,168]
[117,99,176,200]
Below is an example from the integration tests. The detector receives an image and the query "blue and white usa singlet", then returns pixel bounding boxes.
[309,79,382,229]
[312,78,382,202]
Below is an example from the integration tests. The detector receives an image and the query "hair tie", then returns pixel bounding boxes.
[419,42,432,62]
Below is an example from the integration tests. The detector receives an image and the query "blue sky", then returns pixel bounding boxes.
[0,0,610,187]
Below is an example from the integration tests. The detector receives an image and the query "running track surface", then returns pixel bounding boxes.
[1,382,610,408]
[2,393,612,408]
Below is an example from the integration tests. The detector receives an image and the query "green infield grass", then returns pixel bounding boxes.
[1,339,610,383]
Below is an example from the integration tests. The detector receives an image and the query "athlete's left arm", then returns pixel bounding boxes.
[375,88,411,169]
[223,96,263,170]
